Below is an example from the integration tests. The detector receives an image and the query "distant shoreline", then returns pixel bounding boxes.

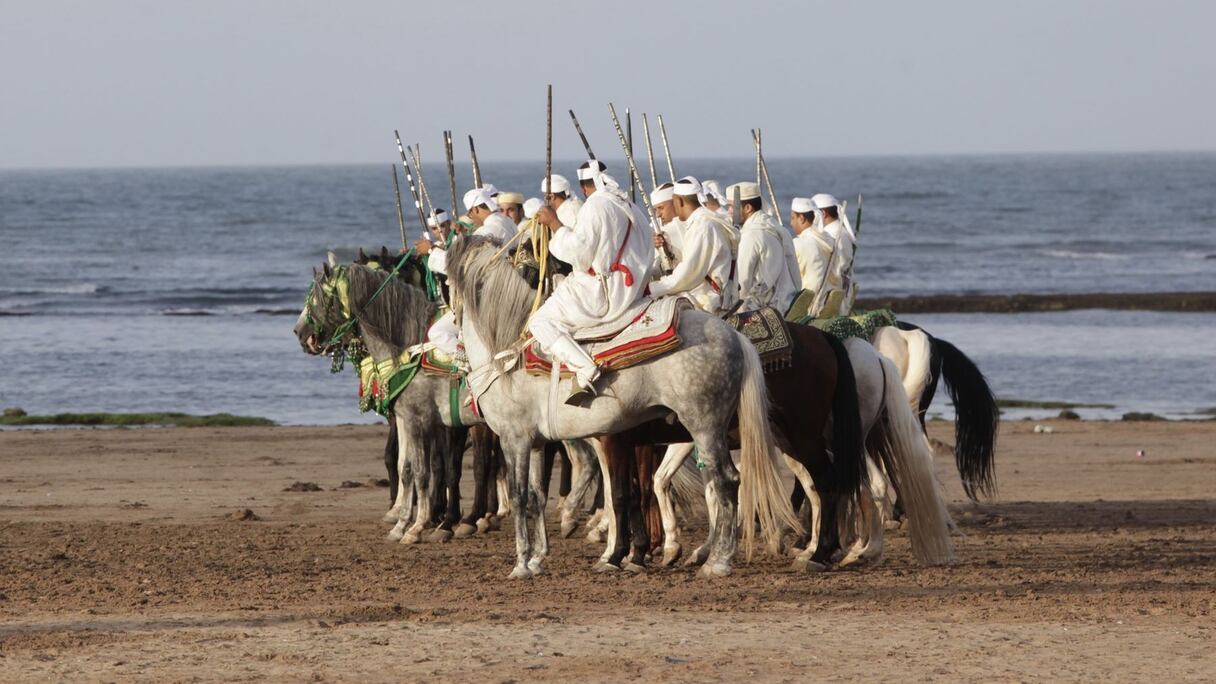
[858,291,1216,314]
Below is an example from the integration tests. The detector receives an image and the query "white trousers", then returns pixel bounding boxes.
[427,310,461,356]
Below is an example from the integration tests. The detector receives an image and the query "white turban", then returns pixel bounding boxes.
[463,188,498,212]
[725,182,761,202]
[650,184,674,205]
[576,159,607,181]
[481,183,499,197]
[809,193,854,240]
[496,192,524,206]
[541,174,571,194]
[790,197,814,214]
[811,193,839,210]
[426,208,450,227]
[672,176,701,197]
[523,197,544,219]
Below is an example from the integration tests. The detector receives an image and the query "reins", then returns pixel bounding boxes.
[306,250,414,371]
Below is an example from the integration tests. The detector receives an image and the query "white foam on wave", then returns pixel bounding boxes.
[1041,249,1129,261]
[0,283,102,295]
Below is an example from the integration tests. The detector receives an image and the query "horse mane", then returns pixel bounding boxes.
[345,264,436,354]
[446,235,535,354]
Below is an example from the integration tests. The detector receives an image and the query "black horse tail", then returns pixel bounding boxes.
[823,332,866,496]
[934,335,999,500]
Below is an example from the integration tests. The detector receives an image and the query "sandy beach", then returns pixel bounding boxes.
[0,420,1213,681]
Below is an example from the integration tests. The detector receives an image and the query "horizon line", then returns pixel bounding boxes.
[2,147,1213,173]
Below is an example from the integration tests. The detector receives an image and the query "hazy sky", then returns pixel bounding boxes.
[2,0,1213,168]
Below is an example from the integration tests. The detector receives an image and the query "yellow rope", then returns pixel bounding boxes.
[529,218,551,316]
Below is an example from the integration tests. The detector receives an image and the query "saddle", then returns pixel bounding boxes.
[727,307,795,372]
[524,296,686,377]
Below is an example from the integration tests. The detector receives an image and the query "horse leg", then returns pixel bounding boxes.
[785,454,828,573]
[493,437,509,525]
[653,442,693,566]
[635,445,661,560]
[840,460,886,568]
[524,447,550,574]
[690,433,738,578]
[560,440,595,538]
[501,437,534,579]
[396,419,430,545]
[383,421,401,521]
[458,425,488,537]
[430,426,466,543]
[603,435,635,571]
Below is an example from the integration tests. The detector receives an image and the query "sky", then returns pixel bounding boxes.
[1,0,1214,169]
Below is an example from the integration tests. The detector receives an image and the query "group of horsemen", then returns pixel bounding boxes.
[411,160,858,402]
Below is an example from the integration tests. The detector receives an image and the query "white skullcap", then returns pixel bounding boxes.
[481,183,499,197]
[496,192,524,206]
[576,159,608,181]
[650,184,674,205]
[702,180,723,198]
[425,208,449,226]
[541,174,571,194]
[523,197,544,219]
[672,176,701,197]
[790,197,815,214]
[811,193,840,209]
[463,188,498,212]
[725,182,761,201]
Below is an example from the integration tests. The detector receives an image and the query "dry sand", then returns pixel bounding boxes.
[1,420,1213,682]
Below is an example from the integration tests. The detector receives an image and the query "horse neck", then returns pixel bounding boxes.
[348,269,432,362]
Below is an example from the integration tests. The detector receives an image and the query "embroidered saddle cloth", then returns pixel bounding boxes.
[524,296,686,376]
[727,307,795,371]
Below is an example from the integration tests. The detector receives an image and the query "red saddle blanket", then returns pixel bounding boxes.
[524,297,685,377]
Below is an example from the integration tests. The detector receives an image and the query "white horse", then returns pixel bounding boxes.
[446,236,800,579]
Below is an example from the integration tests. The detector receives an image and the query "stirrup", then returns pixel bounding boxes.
[564,369,601,406]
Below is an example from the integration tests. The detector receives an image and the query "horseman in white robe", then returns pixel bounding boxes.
[728,182,801,312]
[649,177,738,315]
[497,192,526,225]
[790,196,835,310]
[648,182,685,277]
[529,170,654,402]
[541,174,583,228]
[810,192,856,316]
[414,189,519,356]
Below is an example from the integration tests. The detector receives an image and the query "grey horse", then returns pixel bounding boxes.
[293,253,599,544]
[445,236,800,579]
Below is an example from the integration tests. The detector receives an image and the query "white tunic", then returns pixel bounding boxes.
[737,211,801,313]
[528,187,654,346]
[651,217,686,278]
[650,206,737,314]
[556,196,583,228]
[793,228,833,295]
[823,219,855,291]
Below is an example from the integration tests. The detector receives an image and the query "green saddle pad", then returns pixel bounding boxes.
[795,309,897,342]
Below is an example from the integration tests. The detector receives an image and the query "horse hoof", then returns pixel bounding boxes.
[791,557,828,573]
[592,560,620,573]
[659,544,683,567]
[401,531,421,545]
[586,528,605,544]
[698,562,732,578]
[488,515,503,531]
[527,561,545,576]
[682,546,709,568]
[508,566,533,580]
[428,528,454,544]
[622,561,646,575]
[475,517,491,534]
[561,519,579,538]
[382,510,401,524]
[453,522,478,538]
[386,528,405,542]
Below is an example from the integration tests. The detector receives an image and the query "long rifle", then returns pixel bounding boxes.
[394,130,430,240]
[468,135,482,188]
[409,144,434,217]
[754,128,763,189]
[443,130,458,227]
[608,103,672,273]
[568,109,596,159]
[391,164,407,249]
[545,85,553,201]
[657,114,676,182]
[626,108,635,202]
[641,113,658,191]
[751,128,783,224]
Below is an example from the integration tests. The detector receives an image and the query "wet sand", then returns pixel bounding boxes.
[857,290,1216,313]
[1,421,1214,681]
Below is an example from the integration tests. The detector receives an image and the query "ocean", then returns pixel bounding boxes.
[1,153,1214,424]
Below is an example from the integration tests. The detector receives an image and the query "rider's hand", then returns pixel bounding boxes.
[536,206,562,230]
[412,239,431,256]
[653,234,667,249]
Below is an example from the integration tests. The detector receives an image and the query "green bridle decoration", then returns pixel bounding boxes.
[304,250,414,373]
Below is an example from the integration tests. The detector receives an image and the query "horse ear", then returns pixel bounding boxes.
[380,246,390,261]
[357,247,367,263]
[327,251,339,268]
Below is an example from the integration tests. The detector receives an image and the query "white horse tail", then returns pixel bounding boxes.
[900,327,934,416]
[735,331,803,559]
[870,356,955,565]
[670,455,706,521]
